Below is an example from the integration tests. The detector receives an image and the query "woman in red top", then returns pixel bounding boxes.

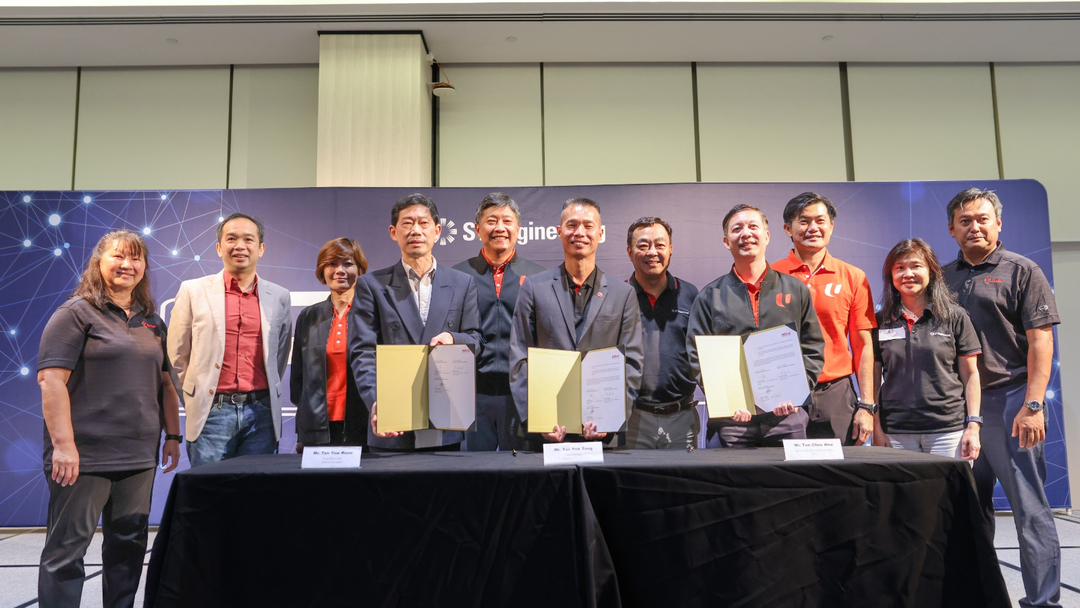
[291,238,368,450]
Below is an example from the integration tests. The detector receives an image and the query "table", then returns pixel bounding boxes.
[144,448,1007,608]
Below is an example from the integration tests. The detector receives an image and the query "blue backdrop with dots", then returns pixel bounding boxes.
[0,180,1067,526]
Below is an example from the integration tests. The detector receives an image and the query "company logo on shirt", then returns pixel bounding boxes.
[930,331,952,338]
[984,277,1003,284]
[776,293,792,307]
[823,283,842,297]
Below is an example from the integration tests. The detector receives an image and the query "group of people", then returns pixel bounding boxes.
[37,187,1061,607]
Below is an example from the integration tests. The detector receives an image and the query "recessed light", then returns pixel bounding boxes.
[166,38,179,44]
[822,35,834,42]
[506,36,518,43]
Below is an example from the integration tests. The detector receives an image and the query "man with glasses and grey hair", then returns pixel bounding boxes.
[454,193,546,451]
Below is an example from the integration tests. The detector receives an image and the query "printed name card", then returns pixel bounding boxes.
[543,442,605,466]
[782,438,844,461]
[301,446,363,469]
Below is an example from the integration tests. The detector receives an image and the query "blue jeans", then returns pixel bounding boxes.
[187,397,277,467]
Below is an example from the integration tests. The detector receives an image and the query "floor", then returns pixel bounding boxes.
[1,514,1078,607]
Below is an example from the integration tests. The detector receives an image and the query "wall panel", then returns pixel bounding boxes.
[230,65,318,189]
[697,64,847,182]
[0,69,78,190]
[848,64,998,181]
[995,63,1080,242]
[437,64,543,187]
[74,66,230,190]
[543,63,696,186]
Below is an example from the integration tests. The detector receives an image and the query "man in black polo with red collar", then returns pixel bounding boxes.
[943,187,1061,608]
[625,217,700,449]
[454,193,545,451]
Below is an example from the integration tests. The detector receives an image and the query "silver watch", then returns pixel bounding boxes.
[1024,400,1044,412]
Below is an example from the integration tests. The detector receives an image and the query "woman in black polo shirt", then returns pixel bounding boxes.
[37,229,181,608]
[874,238,982,460]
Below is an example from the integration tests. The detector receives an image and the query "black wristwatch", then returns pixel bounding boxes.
[965,415,984,426]
[1024,400,1044,413]
[856,401,879,415]
[165,434,183,442]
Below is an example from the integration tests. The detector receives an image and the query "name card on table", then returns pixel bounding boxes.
[782,438,844,461]
[543,442,605,466]
[301,447,363,469]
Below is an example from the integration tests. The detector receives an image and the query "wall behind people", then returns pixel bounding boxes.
[1,60,1077,507]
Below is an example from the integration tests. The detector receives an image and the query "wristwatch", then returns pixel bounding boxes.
[165,434,183,442]
[1024,400,1044,413]
[964,415,984,426]
[856,401,879,415]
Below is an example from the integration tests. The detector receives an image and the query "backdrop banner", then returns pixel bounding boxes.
[0,180,1067,525]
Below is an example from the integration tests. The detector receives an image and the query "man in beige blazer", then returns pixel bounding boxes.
[167,212,292,467]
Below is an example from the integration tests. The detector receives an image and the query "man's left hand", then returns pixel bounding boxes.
[773,402,796,417]
[1013,408,1046,449]
[429,332,455,346]
[852,409,874,445]
[582,421,607,441]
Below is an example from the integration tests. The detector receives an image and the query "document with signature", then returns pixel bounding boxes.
[528,346,627,434]
[695,335,753,418]
[743,325,810,412]
[376,344,476,433]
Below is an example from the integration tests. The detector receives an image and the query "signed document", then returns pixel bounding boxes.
[376,344,476,433]
[528,347,627,434]
[743,325,810,412]
[694,335,753,418]
[580,347,627,433]
[428,345,477,431]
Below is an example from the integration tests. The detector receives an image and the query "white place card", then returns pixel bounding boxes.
[782,438,845,461]
[301,446,363,469]
[543,442,605,466]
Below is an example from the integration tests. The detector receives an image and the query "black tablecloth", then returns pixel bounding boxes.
[145,448,1006,608]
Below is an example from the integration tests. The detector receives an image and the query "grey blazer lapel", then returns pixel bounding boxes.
[579,269,608,343]
[421,267,453,344]
[551,272,578,348]
[387,264,424,344]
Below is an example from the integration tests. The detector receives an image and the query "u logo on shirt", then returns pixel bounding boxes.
[775,293,792,307]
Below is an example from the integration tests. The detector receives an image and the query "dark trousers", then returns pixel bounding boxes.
[464,392,524,451]
[39,467,155,608]
[806,376,859,444]
[706,408,809,448]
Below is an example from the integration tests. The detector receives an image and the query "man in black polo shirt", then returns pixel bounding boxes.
[454,193,545,451]
[625,217,700,449]
[943,187,1061,608]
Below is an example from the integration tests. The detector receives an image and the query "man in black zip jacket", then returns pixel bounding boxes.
[454,193,546,451]
[686,204,825,448]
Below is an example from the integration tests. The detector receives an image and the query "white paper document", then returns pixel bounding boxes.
[580,347,627,433]
[428,345,477,431]
[301,446,363,469]
[543,442,605,465]
[743,326,811,412]
[782,438,845,461]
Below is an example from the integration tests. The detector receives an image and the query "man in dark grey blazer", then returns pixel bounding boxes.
[454,193,546,451]
[349,193,482,451]
[509,197,644,443]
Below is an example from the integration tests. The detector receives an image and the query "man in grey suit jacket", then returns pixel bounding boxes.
[168,213,292,467]
[349,193,482,451]
[509,198,644,443]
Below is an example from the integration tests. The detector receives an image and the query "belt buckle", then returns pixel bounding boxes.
[229,392,245,404]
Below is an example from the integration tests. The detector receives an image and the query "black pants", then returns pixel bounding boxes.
[806,376,860,445]
[39,467,155,608]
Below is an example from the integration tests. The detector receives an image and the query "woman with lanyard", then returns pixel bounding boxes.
[873,238,983,460]
[37,229,181,607]
[291,237,368,451]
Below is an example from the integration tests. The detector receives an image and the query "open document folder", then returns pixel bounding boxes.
[527,346,627,434]
[695,325,810,417]
[375,344,476,433]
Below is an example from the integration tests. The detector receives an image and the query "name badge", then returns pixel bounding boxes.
[783,438,845,461]
[878,327,905,342]
[543,442,604,465]
[301,446,363,469]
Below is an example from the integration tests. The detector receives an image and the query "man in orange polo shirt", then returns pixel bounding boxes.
[772,192,877,445]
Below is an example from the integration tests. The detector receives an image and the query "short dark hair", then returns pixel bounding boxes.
[722,204,768,233]
[946,187,1003,225]
[626,217,673,247]
[562,197,601,215]
[315,237,368,284]
[783,192,837,225]
[391,193,440,226]
[217,212,265,244]
[475,192,521,225]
